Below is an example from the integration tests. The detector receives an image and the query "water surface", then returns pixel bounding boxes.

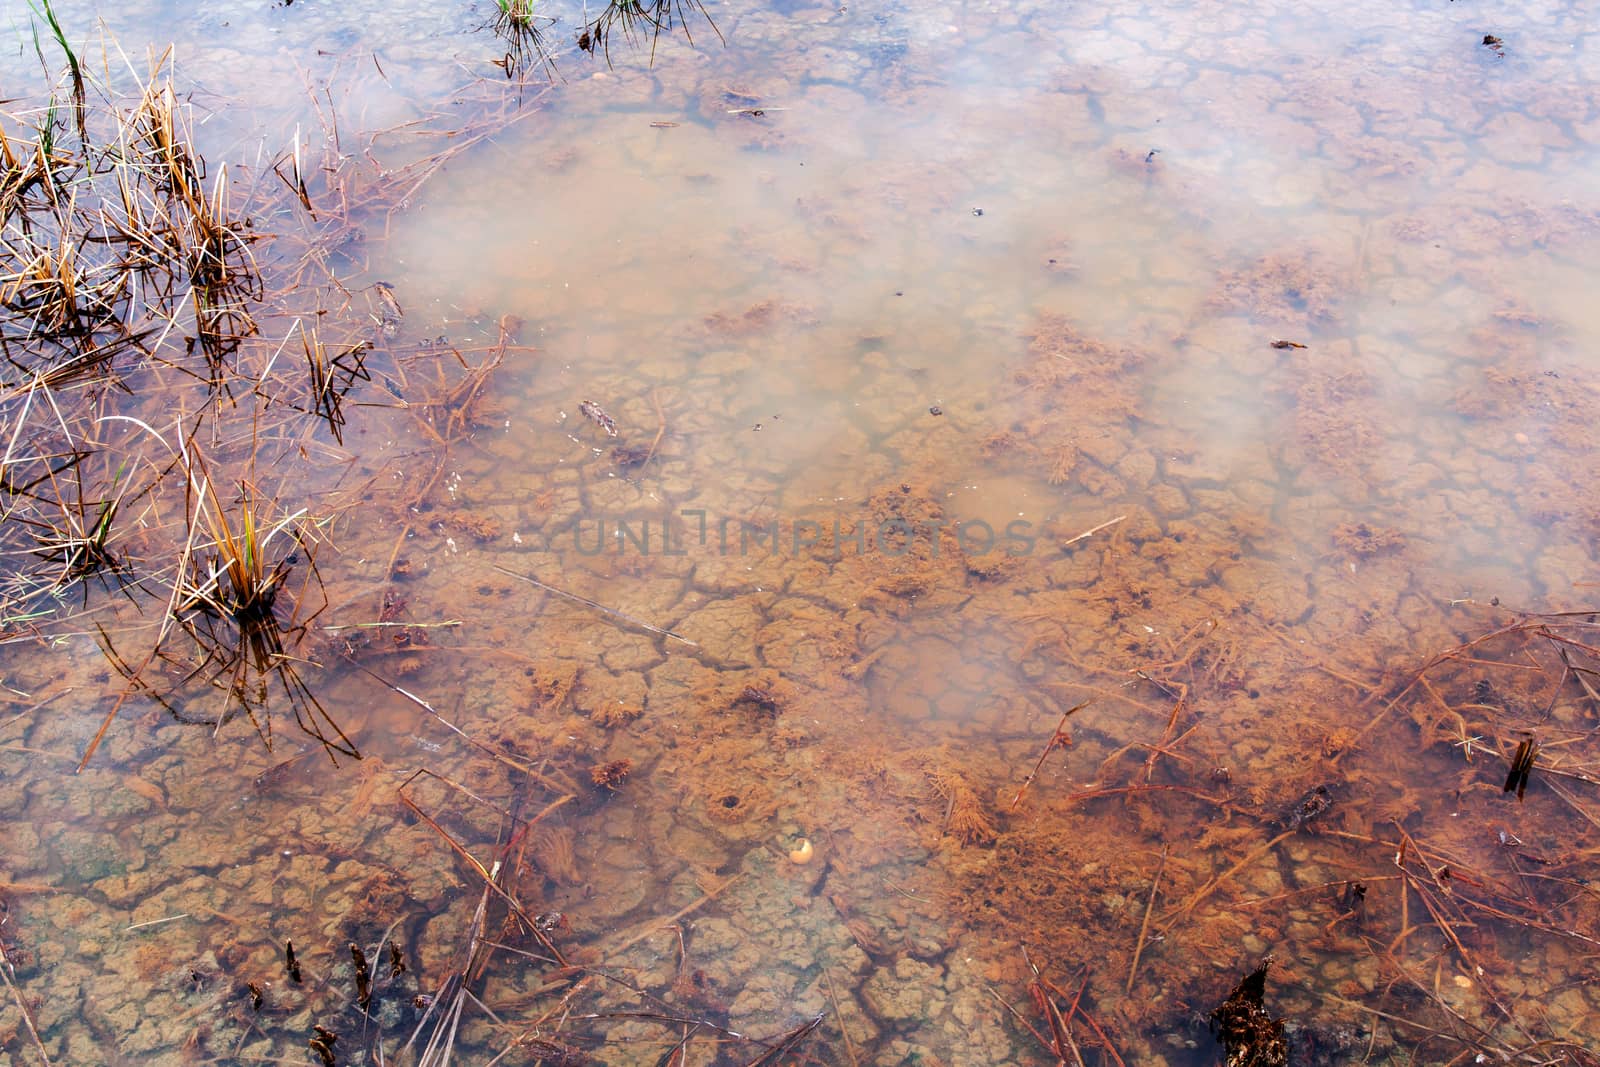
[4,0,1600,1063]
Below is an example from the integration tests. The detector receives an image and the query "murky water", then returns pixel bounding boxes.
[5,0,1600,1063]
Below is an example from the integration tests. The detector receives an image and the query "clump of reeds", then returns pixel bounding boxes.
[4,12,581,769]
[0,52,263,393]
[0,370,138,626]
[490,0,559,79]
[164,438,356,756]
[30,459,128,592]
[400,773,562,1067]
[127,73,263,375]
[578,0,722,67]
[1,41,369,760]
[178,444,295,624]
[495,0,539,28]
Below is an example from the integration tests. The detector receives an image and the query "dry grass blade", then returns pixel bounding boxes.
[402,776,555,1067]
[740,1012,825,1067]
[1125,845,1168,996]
[493,564,697,646]
[292,322,369,445]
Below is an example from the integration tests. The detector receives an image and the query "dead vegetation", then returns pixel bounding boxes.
[927,765,997,846]
[7,9,1600,1067]
[577,0,724,69]
[0,34,560,765]
[968,600,1600,1064]
[2,14,839,1067]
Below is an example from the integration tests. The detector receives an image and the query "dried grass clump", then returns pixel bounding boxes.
[0,60,263,395]
[0,45,372,763]
[4,16,549,766]
[928,767,997,846]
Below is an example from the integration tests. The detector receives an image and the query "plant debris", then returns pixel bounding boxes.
[589,758,633,791]
[1503,735,1538,800]
[578,399,618,436]
[1283,785,1333,831]
[1209,959,1288,1067]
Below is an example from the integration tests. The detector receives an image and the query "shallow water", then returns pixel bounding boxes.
[4,0,1600,1063]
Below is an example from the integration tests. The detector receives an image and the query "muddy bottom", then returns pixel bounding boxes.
[3,0,1600,1063]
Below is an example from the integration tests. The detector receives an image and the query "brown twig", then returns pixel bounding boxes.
[822,965,860,1067]
[607,874,745,958]
[1061,783,1228,807]
[0,938,52,1067]
[1160,830,1294,930]
[1010,700,1090,810]
[1061,513,1125,548]
[1028,973,1085,1067]
[1125,845,1169,995]
[643,387,666,465]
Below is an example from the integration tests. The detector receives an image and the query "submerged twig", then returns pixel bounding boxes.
[1061,513,1125,548]
[0,934,51,1066]
[1159,830,1295,930]
[1125,845,1169,995]
[1010,700,1090,810]
[492,564,697,646]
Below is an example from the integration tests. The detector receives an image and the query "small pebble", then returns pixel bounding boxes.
[929,406,943,416]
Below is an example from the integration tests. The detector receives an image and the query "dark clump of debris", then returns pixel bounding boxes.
[612,442,652,467]
[1281,784,1333,831]
[1503,734,1539,800]
[1285,1019,1368,1067]
[1332,521,1406,558]
[735,682,782,715]
[578,398,618,436]
[1209,958,1288,1067]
